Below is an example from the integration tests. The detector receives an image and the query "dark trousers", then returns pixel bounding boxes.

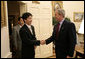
[22,51,35,58]
[55,48,67,58]
[22,54,35,58]
[16,51,22,58]
[12,50,22,58]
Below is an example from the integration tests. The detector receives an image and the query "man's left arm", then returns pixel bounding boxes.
[68,23,77,57]
[32,25,38,48]
[32,26,37,40]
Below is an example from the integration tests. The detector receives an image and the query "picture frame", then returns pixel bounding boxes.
[52,1,63,17]
[74,12,84,22]
[52,1,63,25]
[54,3,61,11]
[32,1,40,4]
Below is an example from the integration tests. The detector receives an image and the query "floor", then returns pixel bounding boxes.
[48,45,84,58]
[12,45,84,58]
[47,48,56,58]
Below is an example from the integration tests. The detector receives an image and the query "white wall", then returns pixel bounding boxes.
[1,1,12,58]
[1,27,12,58]
[63,1,84,31]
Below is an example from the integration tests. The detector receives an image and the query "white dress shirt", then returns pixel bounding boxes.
[26,24,33,34]
[59,18,65,31]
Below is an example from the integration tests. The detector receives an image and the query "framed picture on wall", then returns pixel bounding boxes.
[74,12,84,22]
[54,3,61,11]
[52,1,63,17]
[52,1,63,25]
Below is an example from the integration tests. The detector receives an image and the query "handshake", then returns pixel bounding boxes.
[40,40,46,45]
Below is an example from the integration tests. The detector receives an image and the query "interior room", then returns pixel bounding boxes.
[1,1,84,58]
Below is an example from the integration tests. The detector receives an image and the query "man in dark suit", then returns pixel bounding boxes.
[19,12,40,58]
[41,9,77,58]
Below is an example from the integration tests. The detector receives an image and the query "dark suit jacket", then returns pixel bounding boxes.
[19,24,40,58]
[46,20,77,57]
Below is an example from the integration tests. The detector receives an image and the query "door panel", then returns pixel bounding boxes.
[20,3,27,16]
[24,1,53,58]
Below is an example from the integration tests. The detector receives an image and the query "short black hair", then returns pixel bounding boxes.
[18,17,22,21]
[22,12,32,20]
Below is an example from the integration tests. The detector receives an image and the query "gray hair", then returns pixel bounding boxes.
[55,9,65,18]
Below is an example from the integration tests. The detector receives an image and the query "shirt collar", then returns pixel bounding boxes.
[59,18,65,25]
[18,24,22,28]
[25,24,31,28]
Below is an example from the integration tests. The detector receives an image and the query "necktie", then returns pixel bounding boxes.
[56,23,60,39]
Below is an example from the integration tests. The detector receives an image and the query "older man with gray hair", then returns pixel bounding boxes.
[41,9,77,58]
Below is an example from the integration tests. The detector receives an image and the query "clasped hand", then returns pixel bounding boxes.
[40,40,46,45]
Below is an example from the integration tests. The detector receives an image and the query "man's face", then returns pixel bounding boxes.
[25,16,32,25]
[55,11,61,22]
[20,18,24,26]
[18,18,24,26]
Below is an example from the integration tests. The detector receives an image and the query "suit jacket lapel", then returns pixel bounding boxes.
[59,20,66,34]
[31,26,34,35]
[24,24,34,36]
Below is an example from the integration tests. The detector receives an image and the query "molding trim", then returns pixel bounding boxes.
[5,52,12,58]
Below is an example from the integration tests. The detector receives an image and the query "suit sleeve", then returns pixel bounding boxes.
[68,23,77,57]
[19,29,40,46]
[45,26,55,44]
[32,25,38,46]
[12,27,18,48]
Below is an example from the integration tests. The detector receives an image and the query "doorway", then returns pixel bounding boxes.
[7,1,26,58]
[7,1,20,36]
